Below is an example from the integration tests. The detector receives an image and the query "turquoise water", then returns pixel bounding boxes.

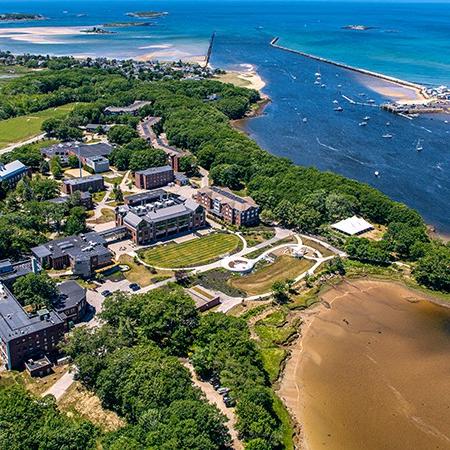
[0,1,449,232]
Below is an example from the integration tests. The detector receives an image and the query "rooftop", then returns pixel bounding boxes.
[0,160,28,181]
[124,189,168,205]
[48,191,92,205]
[0,258,40,282]
[135,165,173,176]
[53,281,86,313]
[198,186,259,211]
[105,100,152,114]
[331,215,374,236]
[63,174,103,186]
[42,142,112,159]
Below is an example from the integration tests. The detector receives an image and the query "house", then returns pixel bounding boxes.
[331,216,374,236]
[116,191,205,245]
[85,156,110,173]
[31,231,113,278]
[62,174,104,195]
[48,191,93,209]
[0,283,65,370]
[104,100,152,116]
[195,186,259,227]
[134,165,174,189]
[0,160,29,187]
[0,258,41,288]
[53,281,87,326]
[84,123,113,133]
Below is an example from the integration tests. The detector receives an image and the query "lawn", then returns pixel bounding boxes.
[300,237,335,257]
[87,208,115,224]
[139,233,241,268]
[229,255,314,296]
[118,254,173,287]
[0,103,82,148]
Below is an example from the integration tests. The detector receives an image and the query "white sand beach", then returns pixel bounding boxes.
[0,26,88,44]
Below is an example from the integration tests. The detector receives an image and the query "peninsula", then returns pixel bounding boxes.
[0,13,46,23]
[126,11,168,19]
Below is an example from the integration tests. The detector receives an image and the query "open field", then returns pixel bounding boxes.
[230,255,314,296]
[58,381,124,432]
[0,103,81,148]
[118,254,173,287]
[139,233,241,268]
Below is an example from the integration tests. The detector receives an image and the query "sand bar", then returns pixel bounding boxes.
[279,279,450,450]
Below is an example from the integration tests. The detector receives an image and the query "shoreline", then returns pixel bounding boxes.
[277,277,450,449]
[270,37,429,105]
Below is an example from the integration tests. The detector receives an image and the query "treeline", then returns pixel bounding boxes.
[64,286,286,449]
[0,385,97,449]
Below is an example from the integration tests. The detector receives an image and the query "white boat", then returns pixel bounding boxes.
[314,80,320,85]
[333,100,339,104]
[315,71,321,77]
[386,121,391,126]
[374,171,380,177]
[337,84,342,88]
[368,99,375,104]
[334,106,343,112]
[302,117,308,123]
[359,121,368,126]
[416,138,423,151]
[363,116,370,121]
[321,84,326,88]
[382,133,393,139]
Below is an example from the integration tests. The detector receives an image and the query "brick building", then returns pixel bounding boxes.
[134,165,174,190]
[62,175,104,195]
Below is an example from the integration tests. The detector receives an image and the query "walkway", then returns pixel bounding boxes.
[42,370,74,400]
[0,133,46,155]
[182,360,242,450]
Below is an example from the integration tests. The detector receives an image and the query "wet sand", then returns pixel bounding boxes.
[279,279,450,450]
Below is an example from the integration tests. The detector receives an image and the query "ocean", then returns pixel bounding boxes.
[0,0,449,232]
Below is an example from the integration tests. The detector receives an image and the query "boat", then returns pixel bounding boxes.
[386,121,391,126]
[416,138,423,152]
[334,106,343,112]
[321,84,326,88]
[363,116,370,121]
[302,117,308,123]
[368,99,375,104]
[382,133,393,139]
[333,100,339,104]
[374,171,380,177]
[337,84,342,88]
[359,121,368,126]
[315,71,321,77]
[314,80,320,85]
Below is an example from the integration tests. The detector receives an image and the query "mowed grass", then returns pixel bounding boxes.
[139,233,241,268]
[0,103,81,148]
[230,255,314,296]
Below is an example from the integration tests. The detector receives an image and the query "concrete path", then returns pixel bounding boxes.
[0,133,46,155]
[42,370,74,400]
[183,361,243,450]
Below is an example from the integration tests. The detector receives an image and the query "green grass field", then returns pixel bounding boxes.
[0,103,81,149]
[229,255,314,296]
[139,233,241,268]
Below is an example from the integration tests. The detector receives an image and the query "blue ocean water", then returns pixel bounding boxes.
[0,0,449,232]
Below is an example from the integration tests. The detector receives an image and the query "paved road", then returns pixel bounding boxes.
[42,370,74,400]
[0,133,46,155]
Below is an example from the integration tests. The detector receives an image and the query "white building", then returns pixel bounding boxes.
[331,215,374,236]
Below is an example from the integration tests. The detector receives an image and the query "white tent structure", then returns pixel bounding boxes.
[331,215,374,236]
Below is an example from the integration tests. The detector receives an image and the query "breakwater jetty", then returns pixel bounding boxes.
[269,37,428,98]
[204,32,216,68]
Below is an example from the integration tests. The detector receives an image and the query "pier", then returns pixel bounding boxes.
[204,32,216,68]
[269,37,428,98]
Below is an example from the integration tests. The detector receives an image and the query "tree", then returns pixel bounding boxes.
[112,182,123,203]
[174,270,190,285]
[49,156,63,179]
[129,149,166,172]
[325,192,358,222]
[13,272,58,310]
[65,206,86,235]
[210,163,243,190]
[178,155,198,176]
[109,146,132,170]
[414,245,450,292]
[68,154,80,169]
[107,125,139,145]
[271,280,290,304]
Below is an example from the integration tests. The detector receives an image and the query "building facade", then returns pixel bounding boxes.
[195,186,260,227]
[85,156,110,173]
[0,160,29,187]
[116,191,205,245]
[62,175,104,195]
[134,165,174,190]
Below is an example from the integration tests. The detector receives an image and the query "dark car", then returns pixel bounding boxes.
[224,395,236,408]
[101,290,112,297]
[129,283,141,291]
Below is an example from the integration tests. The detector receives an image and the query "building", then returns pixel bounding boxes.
[85,156,110,173]
[195,186,259,227]
[84,123,113,133]
[186,286,221,312]
[31,232,113,278]
[48,191,93,209]
[104,100,152,116]
[0,282,65,370]
[116,191,205,245]
[0,258,41,288]
[41,142,113,166]
[331,215,374,236]
[53,281,87,326]
[134,165,174,190]
[124,189,168,207]
[175,172,189,186]
[62,174,104,195]
[0,160,29,187]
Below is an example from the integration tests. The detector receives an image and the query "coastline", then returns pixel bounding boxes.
[277,278,450,450]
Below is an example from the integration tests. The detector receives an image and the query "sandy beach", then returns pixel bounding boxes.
[278,279,450,450]
[0,26,89,44]
[215,65,266,92]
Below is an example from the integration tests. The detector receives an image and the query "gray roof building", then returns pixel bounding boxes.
[104,100,152,115]
[135,165,173,176]
[0,258,41,287]
[0,160,28,185]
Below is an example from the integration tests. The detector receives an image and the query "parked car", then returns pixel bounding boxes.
[217,387,230,395]
[101,290,112,297]
[223,395,236,407]
[129,283,141,291]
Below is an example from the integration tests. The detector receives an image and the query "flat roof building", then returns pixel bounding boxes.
[116,190,205,245]
[195,186,259,227]
[0,160,29,187]
[85,155,110,173]
[48,191,93,209]
[0,283,65,370]
[41,142,113,165]
[134,165,174,190]
[331,215,374,236]
[104,100,152,116]
[31,231,113,278]
[53,281,87,326]
[0,258,41,288]
[62,174,104,195]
